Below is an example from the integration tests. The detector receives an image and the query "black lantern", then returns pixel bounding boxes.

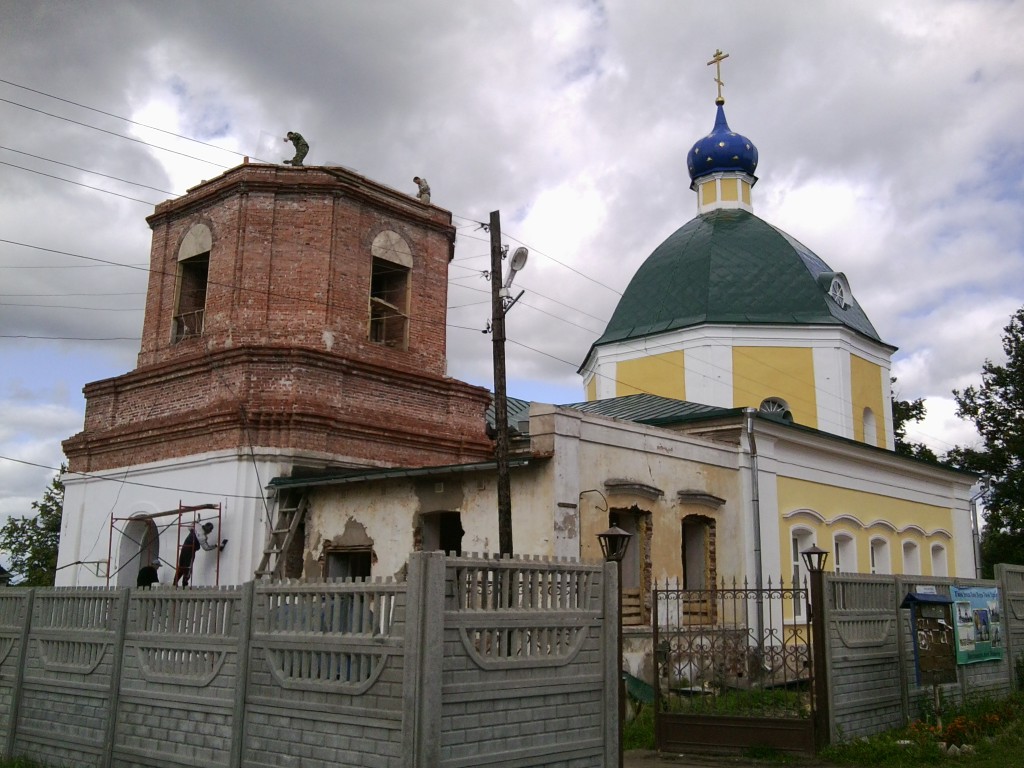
[801,544,830,574]
[597,525,632,563]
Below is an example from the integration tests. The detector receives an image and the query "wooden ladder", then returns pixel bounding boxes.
[255,492,308,579]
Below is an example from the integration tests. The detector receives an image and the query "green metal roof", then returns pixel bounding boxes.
[589,209,890,354]
[559,393,738,425]
[269,458,532,490]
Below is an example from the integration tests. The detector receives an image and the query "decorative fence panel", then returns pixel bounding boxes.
[439,555,613,768]
[13,588,127,767]
[0,554,616,768]
[826,573,1016,743]
[243,579,407,768]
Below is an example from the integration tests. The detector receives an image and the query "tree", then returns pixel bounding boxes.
[891,378,939,462]
[0,468,64,586]
[951,307,1024,569]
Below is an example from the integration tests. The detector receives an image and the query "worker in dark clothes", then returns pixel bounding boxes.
[173,522,225,587]
[137,562,160,587]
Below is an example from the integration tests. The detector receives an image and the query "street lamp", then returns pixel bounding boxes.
[598,525,632,563]
[801,544,830,751]
[599,525,632,768]
[800,544,829,574]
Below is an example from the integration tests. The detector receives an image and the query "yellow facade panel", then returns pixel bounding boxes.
[776,476,956,576]
[721,178,738,201]
[701,181,717,206]
[732,347,817,427]
[850,355,886,446]
[586,374,597,402]
[615,351,685,399]
[741,181,751,204]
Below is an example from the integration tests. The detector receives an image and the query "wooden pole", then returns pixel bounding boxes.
[490,210,513,556]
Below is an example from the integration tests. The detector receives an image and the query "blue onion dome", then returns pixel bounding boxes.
[687,105,758,185]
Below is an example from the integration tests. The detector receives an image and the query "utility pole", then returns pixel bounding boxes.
[490,210,513,556]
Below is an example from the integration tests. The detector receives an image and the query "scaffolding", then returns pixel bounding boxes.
[107,502,223,587]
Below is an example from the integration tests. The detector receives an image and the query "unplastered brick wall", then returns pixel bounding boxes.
[137,165,453,378]
[64,347,493,472]
[0,553,618,768]
[68,164,489,474]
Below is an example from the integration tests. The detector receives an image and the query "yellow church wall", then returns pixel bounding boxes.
[850,355,886,446]
[741,180,751,205]
[776,476,956,576]
[615,351,685,399]
[732,346,817,427]
[721,178,739,202]
[701,181,717,206]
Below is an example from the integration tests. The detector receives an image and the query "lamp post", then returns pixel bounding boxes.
[599,525,632,768]
[801,545,830,752]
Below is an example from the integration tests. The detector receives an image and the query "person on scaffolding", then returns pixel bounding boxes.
[173,522,227,587]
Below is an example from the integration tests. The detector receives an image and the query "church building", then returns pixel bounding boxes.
[56,55,976,611]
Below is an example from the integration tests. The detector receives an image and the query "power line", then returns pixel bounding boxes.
[0,145,178,195]
[0,97,230,169]
[0,78,267,163]
[0,456,265,499]
[0,161,160,206]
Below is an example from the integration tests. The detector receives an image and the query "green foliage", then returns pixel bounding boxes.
[951,306,1024,571]
[623,702,655,750]
[823,692,1024,767]
[0,468,64,586]
[891,378,939,463]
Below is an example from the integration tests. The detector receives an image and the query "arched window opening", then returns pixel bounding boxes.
[118,516,160,588]
[791,527,815,620]
[931,543,948,577]
[759,397,793,422]
[902,541,921,575]
[833,533,856,574]
[863,407,877,446]
[173,224,212,342]
[870,537,890,574]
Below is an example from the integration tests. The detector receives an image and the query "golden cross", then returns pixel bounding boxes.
[707,49,729,105]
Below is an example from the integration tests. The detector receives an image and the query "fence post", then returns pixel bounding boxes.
[402,552,444,767]
[3,589,34,758]
[602,560,620,767]
[894,575,910,725]
[101,589,131,768]
[229,582,255,768]
[996,564,1019,690]
[810,569,831,751]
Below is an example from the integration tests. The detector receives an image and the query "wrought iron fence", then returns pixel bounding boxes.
[654,576,813,719]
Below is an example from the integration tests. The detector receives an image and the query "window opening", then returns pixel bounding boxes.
[420,512,464,555]
[863,407,877,446]
[870,537,890,574]
[325,549,372,580]
[791,528,814,619]
[834,533,855,574]
[759,397,793,422]
[903,541,921,575]
[173,253,209,342]
[681,516,713,590]
[369,258,409,347]
[829,279,846,307]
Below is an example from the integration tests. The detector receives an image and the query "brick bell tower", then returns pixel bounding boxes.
[59,163,493,586]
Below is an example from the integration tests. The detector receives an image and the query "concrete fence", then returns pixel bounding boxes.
[0,553,619,768]
[824,565,1024,742]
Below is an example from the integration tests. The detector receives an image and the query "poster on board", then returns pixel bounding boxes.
[950,586,1004,664]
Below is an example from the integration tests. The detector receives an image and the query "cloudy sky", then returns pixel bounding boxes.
[2,1,1023,526]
